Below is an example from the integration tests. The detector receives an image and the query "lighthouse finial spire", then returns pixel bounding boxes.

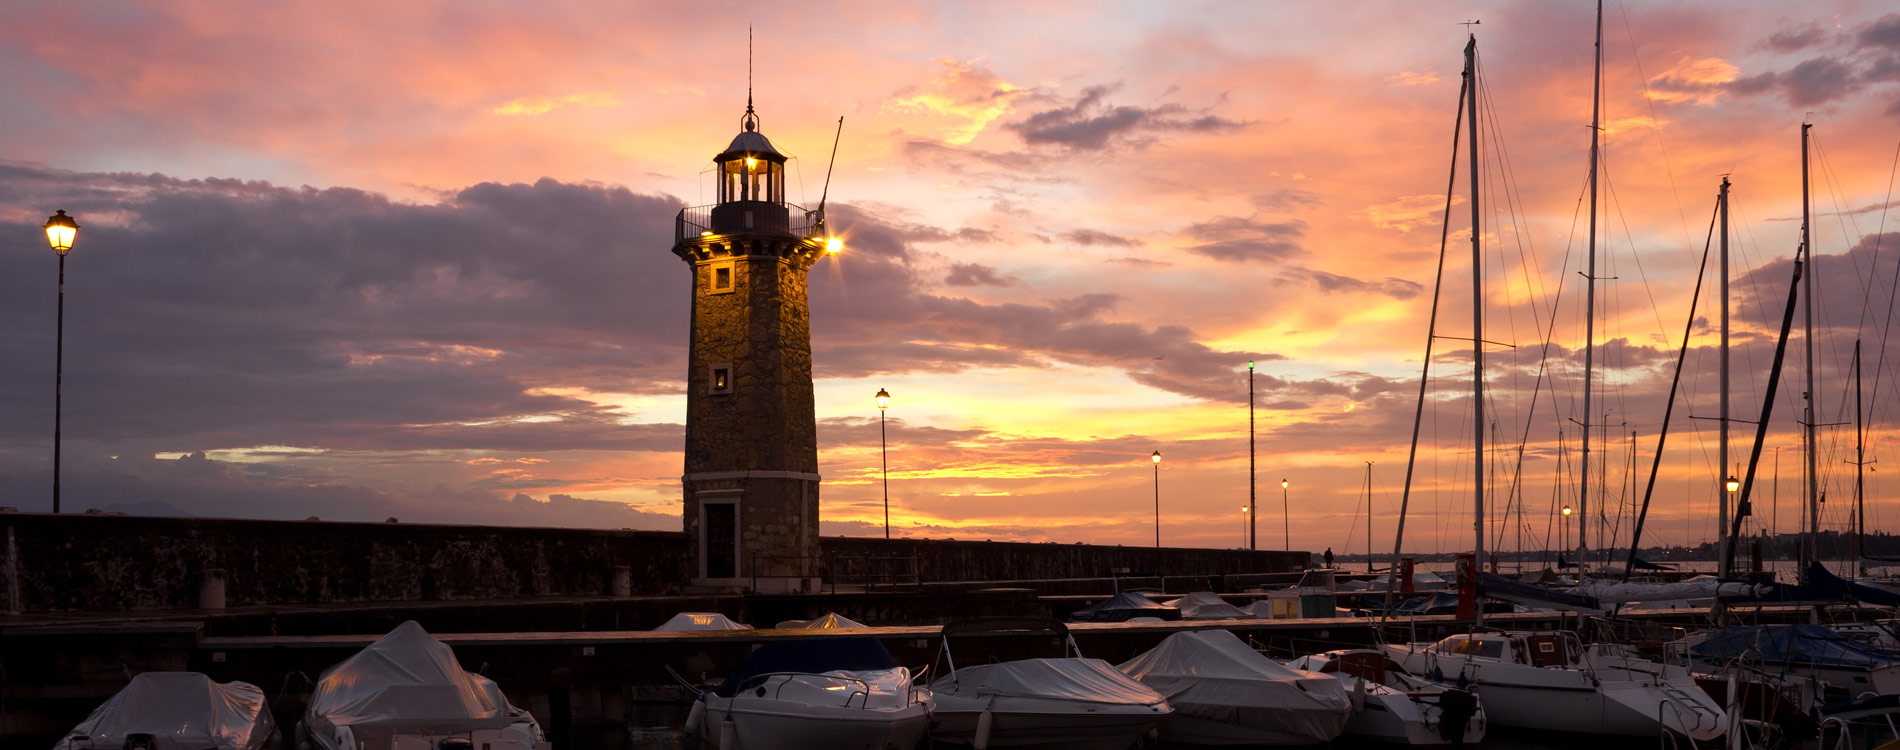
[742,26,759,132]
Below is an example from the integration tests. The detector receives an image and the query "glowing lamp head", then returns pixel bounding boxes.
[874,388,890,410]
[1725,476,1740,493]
[43,210,78,255]
[745,156,758,171]
[826,237,842,254]
[1281,478,1289,489]
[1562,505,1573,517]
[1248,360,1255,370]
[1151,451,1161,464]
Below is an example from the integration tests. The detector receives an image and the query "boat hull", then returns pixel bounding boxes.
[1384,644,1726,741]
[696,696,929,750]
[931,696,1166,749]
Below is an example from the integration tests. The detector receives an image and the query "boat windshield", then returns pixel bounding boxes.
[1440,637,1505,660]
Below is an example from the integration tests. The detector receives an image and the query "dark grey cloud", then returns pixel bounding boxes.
[943,262,1020,287]
[1288,268,1424,300]
[1768,23,1827,53]
[1008,84,1242,151]
[1181,216,1307,262]
[1057,229,1142,247]
[1861,14,1900,49]
[1783,57,1858,106]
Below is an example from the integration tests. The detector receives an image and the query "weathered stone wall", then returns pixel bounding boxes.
[818,536,1309,582]
[1,513,690,613]
[0,514,1305,613]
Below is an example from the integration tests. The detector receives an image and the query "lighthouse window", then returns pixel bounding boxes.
[709,363,734,395]
[709,260,736,294]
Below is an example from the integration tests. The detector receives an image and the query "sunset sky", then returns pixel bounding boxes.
[3,1,1900,558]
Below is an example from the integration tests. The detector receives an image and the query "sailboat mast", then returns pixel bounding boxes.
[1855,339,1864,577]
[1719,177,1731,577]
[1802,122,1818,584]
[1580,0,1602,570]
[1366,461,1375,573]
[1466,32,1486,628]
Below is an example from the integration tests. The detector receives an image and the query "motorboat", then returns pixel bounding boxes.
[1286,649,1484,746]
[55,672,277,750]
[1383,630,1728,741]
[1120,629,1350,745]
[655,612,752,631]
[1682,624,1900,700]
[930,618,1171,748]
[776,612,867,629]
[686,636,929,750]
[1067,592,1179,622]
[299,620,549,750]
[1162,592,1250,620]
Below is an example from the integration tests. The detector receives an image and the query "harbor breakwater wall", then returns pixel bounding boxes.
[0,512,1307,613]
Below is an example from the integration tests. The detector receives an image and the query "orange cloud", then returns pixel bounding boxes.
[491,92,622,117]
[886,58,1022,145]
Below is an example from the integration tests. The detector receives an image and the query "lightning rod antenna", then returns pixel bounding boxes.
[819,117,844,219]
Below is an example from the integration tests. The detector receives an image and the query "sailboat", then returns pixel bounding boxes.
[1380,13,1729,743]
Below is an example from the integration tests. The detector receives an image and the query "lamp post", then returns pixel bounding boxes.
[1241,506,1249,547]
[43,210,78,514]
[1561,505,1573,566]
[1248,360,1256,551]
[1281,478,1290,552]
[876,388,891,539]
[1151,451,1162,548]
[1723,475,1740,577]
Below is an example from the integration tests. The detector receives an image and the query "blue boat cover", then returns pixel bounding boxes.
[1395,592,1462,615]
[712,637,899,697]
[1479,572,1602,612]
[1689,625,1900,669]
[1068,592,1182,623]
[1805,561,1900,607]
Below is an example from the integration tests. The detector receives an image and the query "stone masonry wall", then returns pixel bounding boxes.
[0,514,1303,613]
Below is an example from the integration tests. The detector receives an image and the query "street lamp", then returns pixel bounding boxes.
[1281,478,1290,552]
[1151,451,1162,548]
[1561,505,1573,565]
[1241,506,1249,547]
[876,388,891,539]
[43,210,78,514]
[1248,360,1256,551]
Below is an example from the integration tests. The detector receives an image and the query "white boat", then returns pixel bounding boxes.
[688,636,929,750]
[1120,629,1351,745]
[299,621,549,750]
[56,672,277,750]
[1162,592,1250,620]
[1383,630,1728,741]
[930,618,1171,749]
[655,611,752,631]
[776,611,867,629]
[1286,649,1484,746]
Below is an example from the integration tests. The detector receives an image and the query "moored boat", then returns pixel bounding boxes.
[299,620,548,750]
[1383,630,1727,741]
[930,618,1171,749]
[56,672,277,750]
[688,636,930,750]
[1287,649,1484,746]
[1121,629,1351,745]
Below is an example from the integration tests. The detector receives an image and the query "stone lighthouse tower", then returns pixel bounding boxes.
[672,97,828,593]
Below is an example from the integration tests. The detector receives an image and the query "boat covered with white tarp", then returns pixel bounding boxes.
[1120,629,1351,745]
[655,612,752,631]
[1163,592,1250,620]
[300,620,549,750]
[54,672,277,750]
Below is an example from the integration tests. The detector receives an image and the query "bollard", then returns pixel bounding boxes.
[199,568,227,610]
[611,565,632,597]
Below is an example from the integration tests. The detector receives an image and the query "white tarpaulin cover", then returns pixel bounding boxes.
[55,672,275,750]
[1575,577,1764,603]
[655,612,752,631]
[795,612,866,629]
[1119,630,1351,742]
[933,658,1164,706]
[305,621,543,749]
[1163,592,1251,620]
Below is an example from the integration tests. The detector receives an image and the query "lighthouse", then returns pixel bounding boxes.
[672,97,830,593]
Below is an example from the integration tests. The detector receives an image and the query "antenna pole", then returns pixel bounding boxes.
[819,116,844,217]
